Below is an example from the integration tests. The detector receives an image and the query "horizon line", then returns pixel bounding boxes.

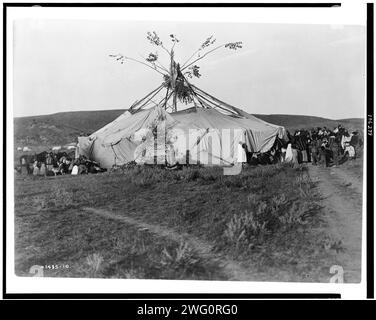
[13,108,364,121]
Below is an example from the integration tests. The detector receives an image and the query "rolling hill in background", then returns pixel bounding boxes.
[14,109,364,148]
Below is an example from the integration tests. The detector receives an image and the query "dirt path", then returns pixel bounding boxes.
[309,165,363,283]
[83,207,263,282]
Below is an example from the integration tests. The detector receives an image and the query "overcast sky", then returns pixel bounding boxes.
[13,20,365,119]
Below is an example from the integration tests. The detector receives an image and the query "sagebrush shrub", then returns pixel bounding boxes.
[85,253,104,276]
[32,185,74,210]
[161,240,199,270]
[187,169,200,181]
[32,195,48,210]
[224,210,268,250]
[224,170,319,251]
[49,186,74,208]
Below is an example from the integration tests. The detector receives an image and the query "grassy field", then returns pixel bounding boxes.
[14,163,348,282]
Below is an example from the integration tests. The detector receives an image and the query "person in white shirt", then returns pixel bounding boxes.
[284,143,293,162]
[237,141,247,165]
[344,142,355,159]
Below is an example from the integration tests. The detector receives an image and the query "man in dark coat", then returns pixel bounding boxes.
[318,140,329,167]
[331,137,341,166]
[311,139,319,165]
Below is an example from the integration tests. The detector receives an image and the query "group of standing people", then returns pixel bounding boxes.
[287,125,361,167]
[238,124,362,167]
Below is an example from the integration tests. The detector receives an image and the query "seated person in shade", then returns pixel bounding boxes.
[249,153,259,166]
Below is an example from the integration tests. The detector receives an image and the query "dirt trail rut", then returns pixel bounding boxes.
[309,165,363,283]
[83,207,262,281]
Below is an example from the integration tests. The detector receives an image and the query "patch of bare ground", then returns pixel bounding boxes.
[308,163,362,283]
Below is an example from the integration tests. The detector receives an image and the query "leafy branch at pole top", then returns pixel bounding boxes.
[109,31,242,80]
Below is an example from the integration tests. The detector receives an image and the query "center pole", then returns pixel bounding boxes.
[170,50,178,113]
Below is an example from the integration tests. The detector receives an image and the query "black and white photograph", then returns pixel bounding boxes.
[3,1,372,299]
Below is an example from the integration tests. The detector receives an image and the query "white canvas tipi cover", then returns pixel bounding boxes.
[78,105,286,168]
